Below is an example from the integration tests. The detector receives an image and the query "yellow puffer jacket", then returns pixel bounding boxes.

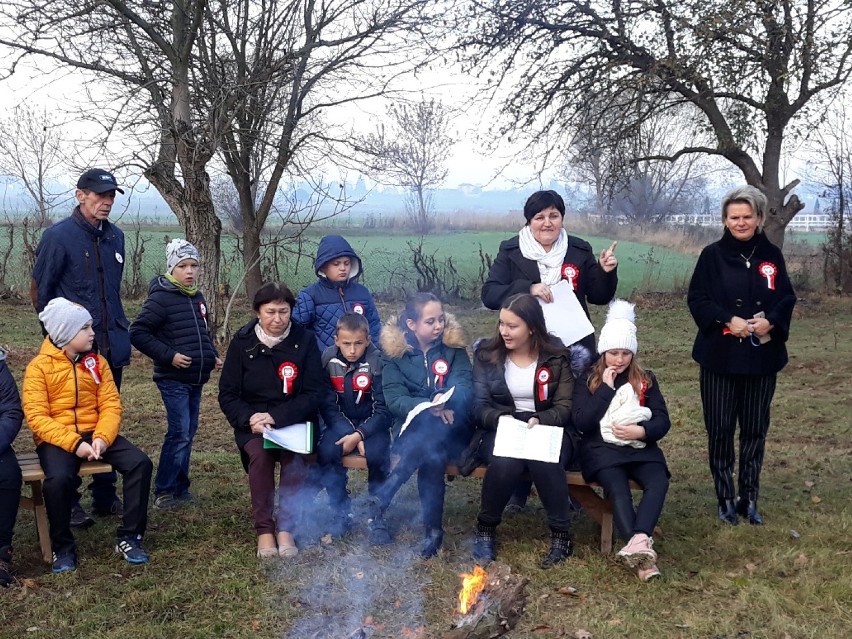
[23,338,122,453]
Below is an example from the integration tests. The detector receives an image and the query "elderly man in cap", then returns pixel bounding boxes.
[31,168,131,526]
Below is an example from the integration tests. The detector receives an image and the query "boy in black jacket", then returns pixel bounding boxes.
[316,313,391,536]
[130,240,222,509]
[0,348,23,586]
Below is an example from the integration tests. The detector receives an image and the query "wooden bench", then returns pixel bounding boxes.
[339,454,638,554]
[17,452,114,563]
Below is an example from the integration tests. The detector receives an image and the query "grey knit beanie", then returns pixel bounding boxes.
[38,298,93,348]
[166,238,200,274]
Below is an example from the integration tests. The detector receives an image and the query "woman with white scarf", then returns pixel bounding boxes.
[480,190,619,509]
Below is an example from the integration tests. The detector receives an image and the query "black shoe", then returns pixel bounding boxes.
[420,528,444,559]
[542,530,573,568]
[0,546,12,587]
[51,551,78,574]
[367,499,392,545]
[472,524,496,563]
[718,500,739,525]
[92,498,124,517]
[70,504,95,529]
[735,498,763,525]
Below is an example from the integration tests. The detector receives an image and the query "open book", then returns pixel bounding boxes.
[398,386,456,436]
[492,415,564,464]
[262,421,314,454]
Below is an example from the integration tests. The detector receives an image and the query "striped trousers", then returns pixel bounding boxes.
[699,368,777,503]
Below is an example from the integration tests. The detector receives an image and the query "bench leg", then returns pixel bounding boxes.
[28,481,52,564]
[568,485,615,555]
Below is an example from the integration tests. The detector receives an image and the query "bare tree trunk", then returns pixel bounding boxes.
[242,218,264,300]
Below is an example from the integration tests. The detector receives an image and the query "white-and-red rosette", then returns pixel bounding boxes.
[82,354,101,385]
[758,261,777,290]
[352,303,365,315]
[432,358,449,389]
[278,361,298,394]
[353,371,372,404]
[561,263,579,290]
[536,366,551,401]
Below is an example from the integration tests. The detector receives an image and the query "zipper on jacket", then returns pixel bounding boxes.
[190,295,205,385]
[72,357,80,434]
[338,287,347,310]
[84,250,91,277]
[93,237,110,354]
[423,352,431,389]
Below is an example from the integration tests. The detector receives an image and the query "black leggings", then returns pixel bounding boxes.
[594,462,669,540]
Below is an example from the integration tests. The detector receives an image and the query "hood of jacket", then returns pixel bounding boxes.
[379,312,467,358]
[314,235,362,281]
[0,347,6,363]
[147,274,187,295]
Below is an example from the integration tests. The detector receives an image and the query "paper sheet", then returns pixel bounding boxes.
[492,415,564,464]
[398,386,456,436]
[539,279,595,346]
[262,421,314,454]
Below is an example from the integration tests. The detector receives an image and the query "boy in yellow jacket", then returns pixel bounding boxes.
[23,298,153,573]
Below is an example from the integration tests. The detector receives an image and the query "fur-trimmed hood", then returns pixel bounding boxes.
[379,312,467,359]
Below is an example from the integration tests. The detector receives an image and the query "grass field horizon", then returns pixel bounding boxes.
[1,293,849,639]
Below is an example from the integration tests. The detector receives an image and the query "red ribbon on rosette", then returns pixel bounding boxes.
[561,263,579,290]
[758,261,777,290]
[353,371,371,404]
[536,366,551,402]
[432,358,449,389]
[639,379,648,406]
[81,353,101,385]
[278,362,298,394]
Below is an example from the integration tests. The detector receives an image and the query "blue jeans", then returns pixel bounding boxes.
[154,380,202,497]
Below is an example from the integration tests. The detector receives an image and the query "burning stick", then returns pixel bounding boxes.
[443,562,529,639]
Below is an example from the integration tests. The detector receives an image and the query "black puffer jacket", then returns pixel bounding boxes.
[0,349,23,455]
[572,370,670,482]
[130,276,218,385]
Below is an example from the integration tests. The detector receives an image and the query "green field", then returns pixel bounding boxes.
[0,224,704,300]
[1,295,850,638]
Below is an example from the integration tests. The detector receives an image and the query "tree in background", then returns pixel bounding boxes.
[0,106,68,227]
[0,0,435,324]
[459,0,852,249]
[358,98,455,234]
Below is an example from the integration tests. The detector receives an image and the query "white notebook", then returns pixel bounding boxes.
[262,421,314,454]
[492,415,564,464]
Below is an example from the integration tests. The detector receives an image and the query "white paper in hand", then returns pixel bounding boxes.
[492,415,564,464]
[398,386,456,436]
[262,422,314,454]
[539,279,595,346]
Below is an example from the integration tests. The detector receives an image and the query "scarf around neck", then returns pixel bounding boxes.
[518,226,569,286]
[164,273,198,296]
[254,321,291,348]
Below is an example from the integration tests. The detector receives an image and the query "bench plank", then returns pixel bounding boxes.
[16,452,113,563]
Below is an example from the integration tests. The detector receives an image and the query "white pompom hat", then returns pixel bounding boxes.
[597,299,638,355]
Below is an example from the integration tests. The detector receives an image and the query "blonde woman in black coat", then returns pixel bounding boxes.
[687,186,796,525]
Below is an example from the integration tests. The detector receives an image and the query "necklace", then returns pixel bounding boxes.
[740,246,757,268]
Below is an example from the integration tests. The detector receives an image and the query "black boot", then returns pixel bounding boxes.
[367,498,392,545]
[0,546,12,587]
[735,498,763,525]
[542,530,573,568]
[473,523,497,563]
[421,528,444,559]
[718,499,739,525]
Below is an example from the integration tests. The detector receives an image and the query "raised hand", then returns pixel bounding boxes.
[599,241,618,272]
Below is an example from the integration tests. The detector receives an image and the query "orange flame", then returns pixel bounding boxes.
[458,565,487,614]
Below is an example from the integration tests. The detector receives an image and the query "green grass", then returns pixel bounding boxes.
[1,295,851,638]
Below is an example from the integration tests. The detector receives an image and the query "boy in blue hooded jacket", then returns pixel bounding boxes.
[293,235,382,350]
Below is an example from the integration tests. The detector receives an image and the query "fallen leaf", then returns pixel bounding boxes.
[745,562,757,574]
[531,624,552,634]
[538,593,550,600]
[574,629,593,639]
[789,529,801,539]
[804,480,815,489]
[675,624,692,629]
[558,586,579,596]
[363,616,374,626]
[810,495,822,504]
[26,628,39,633]
[354,571,365,579]
[19,578,38,590]
[794,554,808,569]
[321,533,333,545]
[250,620,261,631]
[607,618,622,626]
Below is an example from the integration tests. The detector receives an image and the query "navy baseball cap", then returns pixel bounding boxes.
[76,168,125,194]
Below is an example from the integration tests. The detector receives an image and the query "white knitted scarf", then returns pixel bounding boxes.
[255,321,291,348]
[518,226,569,286]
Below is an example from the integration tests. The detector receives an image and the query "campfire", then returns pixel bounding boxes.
[458,565,487,614]
[443,562,528,639]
